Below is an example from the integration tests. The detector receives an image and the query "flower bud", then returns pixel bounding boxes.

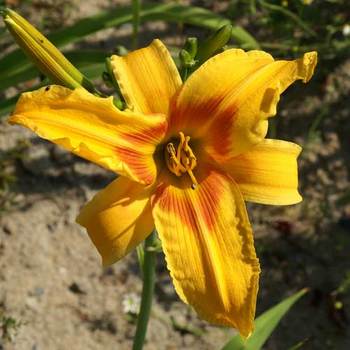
[184,37,198,59]
[196,24,232,64]
[179,49,197,68]
[1,8,96,92]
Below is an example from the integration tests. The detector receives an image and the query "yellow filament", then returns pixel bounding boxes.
[165,132,198,189]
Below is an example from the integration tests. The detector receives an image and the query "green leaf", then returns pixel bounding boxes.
[231,25,259,50]
[287,338,309,350]
[0,3,258,118]
[0,2,258,90]
[0,95,18,117]
[0,54,105,118]
[258,0,316,37]
[0,50,106,91]
[221,288,308,350]
[196,24,233,65]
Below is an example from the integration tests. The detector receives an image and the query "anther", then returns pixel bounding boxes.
[165,132,199,190]
[187,168,198,189]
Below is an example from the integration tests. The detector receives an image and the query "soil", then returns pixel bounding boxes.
[0,1,349,349]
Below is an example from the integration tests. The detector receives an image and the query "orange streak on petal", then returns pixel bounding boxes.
[152,166,260,337]
[154,167,226,231]
[119,121,168,146]
[169,49,317,159]
[114,118,168,185]
[110,39,182,115]
[114,147,155,185]
[9,85,168,185]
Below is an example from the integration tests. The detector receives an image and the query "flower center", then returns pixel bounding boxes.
[165,132,198,189]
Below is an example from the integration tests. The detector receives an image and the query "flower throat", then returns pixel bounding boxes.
[165,132,198,189]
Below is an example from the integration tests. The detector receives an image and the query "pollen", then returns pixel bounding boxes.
[165,132,198,189]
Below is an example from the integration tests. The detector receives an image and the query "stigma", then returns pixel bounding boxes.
[165,132,198,189]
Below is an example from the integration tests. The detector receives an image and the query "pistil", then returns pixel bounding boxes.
[165,132,198,189]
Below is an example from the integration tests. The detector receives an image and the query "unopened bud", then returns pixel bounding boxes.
[1,8,96,92]
[196,24,232,64]
[115,45,129,56]
[184,37,198,59]
[179,49,196,68]
[105,57,125,109]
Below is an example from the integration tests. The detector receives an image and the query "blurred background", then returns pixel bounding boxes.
[0,0,349,349]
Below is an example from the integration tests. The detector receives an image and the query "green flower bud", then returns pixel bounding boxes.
[179,49,196,68]
[1,8,96,92]
[105,57,125,109]
[184,37,198,59]
[196,24,232,64]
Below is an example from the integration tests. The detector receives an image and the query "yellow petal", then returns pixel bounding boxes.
[110,39,182,115]
[152,166,260,337]
[226,139,302,205]
[170,49,317,159]
[9,85,168,185]
[77,176,154,266]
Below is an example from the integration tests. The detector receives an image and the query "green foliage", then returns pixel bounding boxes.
[0,3,255,89]
[1,0,349,119]
[179,24,234,80]
[221,289,308,350]
[258,0,316,37]
[335,271,350,295]
[0,312,22,342]
[196,24,233,65]
[132,0,142,49]
[230,0,350,60]
[0,2,258,118]
[287,338,309,350]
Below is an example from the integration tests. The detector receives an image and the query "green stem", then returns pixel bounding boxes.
[258,0,316,37]
[132,230,157,350]
[132,0,141,49]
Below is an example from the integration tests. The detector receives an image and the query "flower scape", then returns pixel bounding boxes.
[8,39,317,337]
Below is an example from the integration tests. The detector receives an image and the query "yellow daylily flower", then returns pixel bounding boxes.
[9,39,317,337]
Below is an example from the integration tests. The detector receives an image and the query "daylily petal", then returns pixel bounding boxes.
[169,49,317,159]
[225,139,302,205]
[152,166,260,337]
[77,176,154,266]
[110,39,182,115]
[9,85,168,185]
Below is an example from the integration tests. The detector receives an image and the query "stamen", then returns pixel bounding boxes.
[187,169,198,190]
[165,132,199,189]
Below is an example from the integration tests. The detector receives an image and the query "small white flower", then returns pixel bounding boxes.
[343,24,350,37]
[122,292,141,315]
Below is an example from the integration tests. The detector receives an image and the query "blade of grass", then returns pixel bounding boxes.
[258,0,316,37]
[287,339,310,350]
[132,0,141,49]
[0,3,259,117]
[0,95,19,117]
[0,2,258,90]
[0,50,107,90]
[0,59,105,118]
[231,25,259,50]
[221,288,308,350]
